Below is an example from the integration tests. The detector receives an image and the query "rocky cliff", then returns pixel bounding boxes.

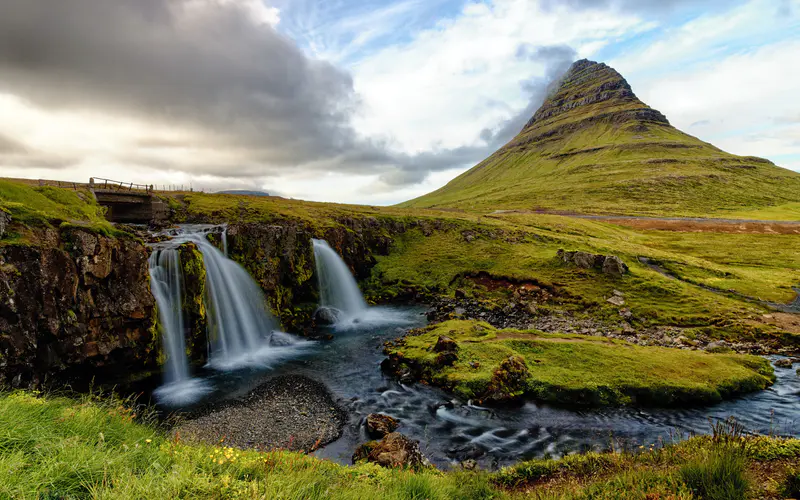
[0,226,157,387]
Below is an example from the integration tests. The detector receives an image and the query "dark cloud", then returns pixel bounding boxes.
[0,0,362,171]
[0,0,577,189]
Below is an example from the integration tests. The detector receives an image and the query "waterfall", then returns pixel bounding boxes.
[148,225,312,404]
[164,226,310,371]
[148,248,209,405]
[312,239,368,319]
[149,249,190,385]
[221,225,228,256]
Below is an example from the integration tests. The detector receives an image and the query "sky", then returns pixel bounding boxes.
[0,0,798,204]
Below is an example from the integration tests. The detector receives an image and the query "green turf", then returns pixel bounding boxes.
[385,320,775,406]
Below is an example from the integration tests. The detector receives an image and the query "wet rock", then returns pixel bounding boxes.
[353,432,429,470]
[0,227,155,387]
[313,306,342,325]
[454,288,467,300]
[775,358,794,369]
[460,459,478,470]
[366,413,399,438]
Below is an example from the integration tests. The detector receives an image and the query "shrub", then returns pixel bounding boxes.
[781,468,800,499]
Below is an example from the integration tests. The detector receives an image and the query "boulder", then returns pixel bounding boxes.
[313,306,342,325]
[482,355,530,403]
[775,358,794,369]
[365,413,399,438]
[602,256,629,277]
[352,432,429,470]
[606,296,625,306]
[557,249,628,276]
[433,335,458,353]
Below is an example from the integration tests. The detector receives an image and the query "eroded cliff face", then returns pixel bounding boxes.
[222,216,441,331]
[0,213,442,385]
[0,227,156,387]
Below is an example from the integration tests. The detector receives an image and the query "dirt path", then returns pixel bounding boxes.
[490,210,800,234]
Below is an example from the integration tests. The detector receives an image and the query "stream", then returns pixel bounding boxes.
[159,306,799,470]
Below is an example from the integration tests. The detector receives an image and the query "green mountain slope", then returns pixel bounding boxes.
[401,60,800,215]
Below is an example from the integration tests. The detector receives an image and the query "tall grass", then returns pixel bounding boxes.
[678,419,750,500]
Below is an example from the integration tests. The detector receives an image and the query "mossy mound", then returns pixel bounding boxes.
[383,320,775,406]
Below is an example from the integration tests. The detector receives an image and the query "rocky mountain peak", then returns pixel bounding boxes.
[522,59,668,131]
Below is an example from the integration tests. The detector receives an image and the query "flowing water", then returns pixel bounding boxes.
[158,307,799,469]
[312,239,368,321]
[148,225,312,404]
[148,248,211,405]
[149,228,800,468]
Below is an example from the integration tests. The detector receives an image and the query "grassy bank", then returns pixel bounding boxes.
[0,179,115,240]
[2,391,799,499]
[384,320,775,406]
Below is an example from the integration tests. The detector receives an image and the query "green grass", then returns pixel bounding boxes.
[401,62,800,216]
[2,391,799,499]
[385,320,775,406]
[0,179,115,241]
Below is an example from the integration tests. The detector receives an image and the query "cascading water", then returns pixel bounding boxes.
[148,225,312,404]
[148,248,210,405]
[312,239,367,319]
[311,239,410,329]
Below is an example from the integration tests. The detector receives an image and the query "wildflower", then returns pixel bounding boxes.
[145,439,152,444]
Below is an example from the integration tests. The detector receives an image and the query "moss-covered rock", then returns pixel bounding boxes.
[178,242,207,361]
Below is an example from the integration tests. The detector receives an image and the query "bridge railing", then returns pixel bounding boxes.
[90,177,153,193]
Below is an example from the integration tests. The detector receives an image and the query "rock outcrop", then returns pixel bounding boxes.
[557,249,628,277]
[352,432,429,470]
[0,227,156,387]
[365,413,399,438]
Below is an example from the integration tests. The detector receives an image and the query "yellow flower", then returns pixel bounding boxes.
[145,439,152,444]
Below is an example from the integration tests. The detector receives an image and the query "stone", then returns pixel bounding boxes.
[557,249,628,276]
[365,413,399,438]
[774,358,794,369]
[433,335,458,353]
[607,296,625,306]
[602,256,629,277]
[352,432,429,470]
[454,288,467,300]
[482,355,530,403]
[313,306,342,325]
[0,210,9,239]
[460,459,478,471]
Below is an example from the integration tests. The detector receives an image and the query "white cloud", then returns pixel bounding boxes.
[612,0,800,172]
[350,0,649,154]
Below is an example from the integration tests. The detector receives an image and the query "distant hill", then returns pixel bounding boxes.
[401,59,800,216]
[217,190,271,197]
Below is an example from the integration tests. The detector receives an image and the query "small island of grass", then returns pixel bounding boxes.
[383,320,775,406]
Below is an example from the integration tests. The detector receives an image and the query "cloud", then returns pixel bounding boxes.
[0,0,365,173]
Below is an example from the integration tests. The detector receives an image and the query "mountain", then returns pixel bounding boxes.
[401,60,800,215]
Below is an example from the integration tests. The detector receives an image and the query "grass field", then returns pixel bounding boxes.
[2,390,799,499]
